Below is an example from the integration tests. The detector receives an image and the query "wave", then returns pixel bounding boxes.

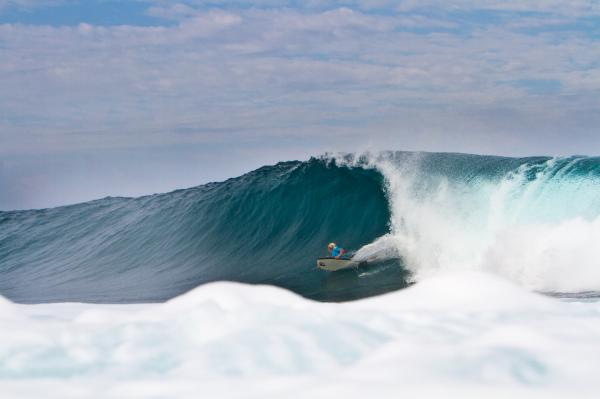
[0,159,399,303]
[1,151,600,303]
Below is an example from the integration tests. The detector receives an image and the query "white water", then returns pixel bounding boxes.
[1,272,600,398]
[351,154,600,292]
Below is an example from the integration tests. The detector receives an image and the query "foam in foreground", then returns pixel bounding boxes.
[1,271,599,398]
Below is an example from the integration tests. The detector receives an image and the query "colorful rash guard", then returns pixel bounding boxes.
[331,246,342,257]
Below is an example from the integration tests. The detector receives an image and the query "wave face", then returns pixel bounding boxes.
[2,152,600,303]
[0,159,398,303]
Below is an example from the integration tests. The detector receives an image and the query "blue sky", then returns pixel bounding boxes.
[1,0,600,209]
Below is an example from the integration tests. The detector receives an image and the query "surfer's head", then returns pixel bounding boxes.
[328,242,336,250]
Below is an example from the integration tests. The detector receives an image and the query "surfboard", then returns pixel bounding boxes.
[316,255,379,271]
[316,257,356,271]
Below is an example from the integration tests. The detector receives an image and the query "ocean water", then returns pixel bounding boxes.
[2,151,600,397]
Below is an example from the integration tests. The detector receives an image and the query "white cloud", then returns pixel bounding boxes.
[395,0,600,16]
[144,0,600,16]
[1,5,599,160]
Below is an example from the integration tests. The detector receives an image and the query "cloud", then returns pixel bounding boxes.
[1,4,599,159]
[143,0,600,16]
[395,0,600,17]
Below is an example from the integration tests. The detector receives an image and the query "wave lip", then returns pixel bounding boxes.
[353,153,600,293]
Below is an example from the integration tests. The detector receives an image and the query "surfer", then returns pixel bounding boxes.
[328,242,346,259]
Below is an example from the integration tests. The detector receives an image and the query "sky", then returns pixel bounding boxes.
[1,0,600,210]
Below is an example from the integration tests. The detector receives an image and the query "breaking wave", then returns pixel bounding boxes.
[1,151,600,303]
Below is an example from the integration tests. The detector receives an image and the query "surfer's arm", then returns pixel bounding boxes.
[335,249,346,259]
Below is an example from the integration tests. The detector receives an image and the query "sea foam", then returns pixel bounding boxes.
[1,271,600,398]
[350,153,600,292]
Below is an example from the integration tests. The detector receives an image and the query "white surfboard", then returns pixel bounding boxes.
[316,257,357,271]
[316,255,379,271]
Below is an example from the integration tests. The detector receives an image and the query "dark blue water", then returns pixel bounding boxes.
[0,157,406,303]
